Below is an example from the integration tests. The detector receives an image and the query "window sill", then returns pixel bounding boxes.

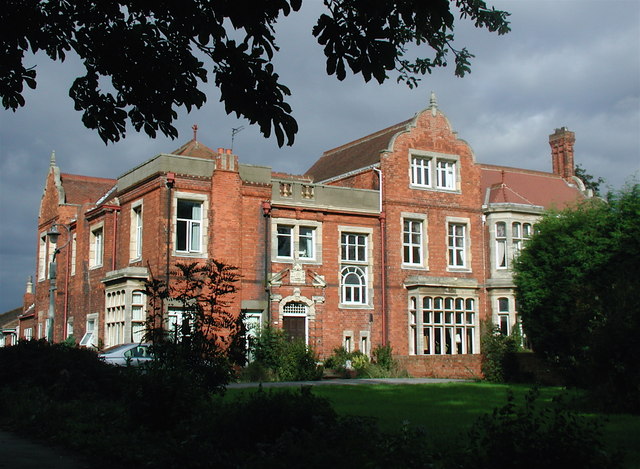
[339,303,373,310]
[409,185,461,194]
[446,267,472,273]
[273,258,322,265]
[401,264,429,271]
[173,252,207,258]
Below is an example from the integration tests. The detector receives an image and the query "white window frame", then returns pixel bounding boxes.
[173,192,208,257]
[70,233,77,276]
[341,232,367,262]
[66,317,74,338]
[409,150,460,192]
[339,226,373,308]
[80,314,98,348]
[343,332,353,353]
[409,294,477,356]
[410,156,431,187]
[495,222,508,269]
[359,331,370,356]
[105,289,126,347]
[89,223,104,269]
[276,225,294,258]
[38,233,47,280]
[401,213,428,269]
[167,308,187,342]
[130,202,143,261]
[298,226,316,260]
[272,219,322,264]
[436,159,456,190]
[131,290,146,343]
[446,218,470,271]
[176,199,202,253]
[341,266,367,305]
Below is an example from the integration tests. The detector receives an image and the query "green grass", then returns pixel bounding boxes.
[226,382,640,468]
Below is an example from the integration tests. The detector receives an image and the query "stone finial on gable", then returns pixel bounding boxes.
[430,91,438,116]
[50,150,56,167]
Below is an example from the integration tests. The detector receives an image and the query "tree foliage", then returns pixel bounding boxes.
[144,259,242,391]
[575,164,605,196]
[514,184,640,411]
[2,0,510,146]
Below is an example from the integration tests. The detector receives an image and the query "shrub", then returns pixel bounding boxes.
[323,346,369,374]
[456,388,623,469]
[249,326,321,381]
[481,320,522,383]
[372,344,394,370]
[0,339,121,399]
[322,344,409,379]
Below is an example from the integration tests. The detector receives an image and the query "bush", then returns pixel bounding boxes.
[249,326,321,381]
[322,344,409,379]
[372,344,394,370]
[481,321,522,383]
[323,346,369,374]
[0,339,121,399]
[456,388,623,469]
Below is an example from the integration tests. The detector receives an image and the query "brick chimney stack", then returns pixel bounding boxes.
[549,127,576,179]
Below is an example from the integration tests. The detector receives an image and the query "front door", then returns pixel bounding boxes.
[283,316,306,342]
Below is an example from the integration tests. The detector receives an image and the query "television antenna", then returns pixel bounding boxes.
[231,126,245,152]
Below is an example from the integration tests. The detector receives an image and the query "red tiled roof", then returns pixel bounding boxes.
[480,164,584,210]
[171,139,218,159]
[61,174,116,205]
[305,119,412,182]
[271,171,312,182]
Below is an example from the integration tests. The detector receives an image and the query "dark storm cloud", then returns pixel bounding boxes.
[0,0,638,312]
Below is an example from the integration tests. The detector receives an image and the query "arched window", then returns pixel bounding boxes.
[341,266,367,304]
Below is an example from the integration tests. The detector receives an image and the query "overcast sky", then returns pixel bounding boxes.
[1,0,638,314]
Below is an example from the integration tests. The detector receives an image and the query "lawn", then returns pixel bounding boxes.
[227,382,640,468]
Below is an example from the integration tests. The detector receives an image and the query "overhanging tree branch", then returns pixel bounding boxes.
[1,0,509,146]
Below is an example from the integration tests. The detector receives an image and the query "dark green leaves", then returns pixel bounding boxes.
[314,0,509,86]
[513,184,640,411]
[1,0,509,146]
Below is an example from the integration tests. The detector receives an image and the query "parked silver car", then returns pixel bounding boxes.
[98,343,153,366]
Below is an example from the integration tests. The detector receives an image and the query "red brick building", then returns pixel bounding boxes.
[19,97,588,378]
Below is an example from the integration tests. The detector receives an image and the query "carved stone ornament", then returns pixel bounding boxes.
[290,262,306,285]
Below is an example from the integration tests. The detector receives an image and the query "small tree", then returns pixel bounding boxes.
[480,320,522,383]
[144,259,242,390]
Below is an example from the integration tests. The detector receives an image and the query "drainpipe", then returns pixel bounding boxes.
[166,173,175,287]
[63,236,71,340]
[262,200,272,323]
[373,167,388,346]
[481,213,489,347]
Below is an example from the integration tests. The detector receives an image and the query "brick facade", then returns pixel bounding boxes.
[19,99,587,377]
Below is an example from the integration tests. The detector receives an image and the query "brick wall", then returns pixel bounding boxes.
[395,354,482,379]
